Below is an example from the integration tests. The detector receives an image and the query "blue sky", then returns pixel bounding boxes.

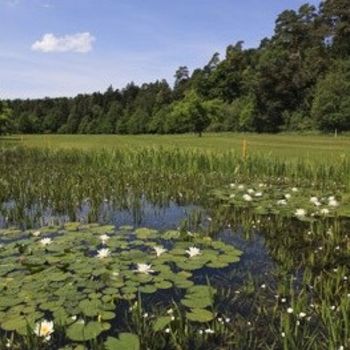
[0,0,321,99]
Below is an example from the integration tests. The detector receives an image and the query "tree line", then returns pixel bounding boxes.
[1,0,350,135]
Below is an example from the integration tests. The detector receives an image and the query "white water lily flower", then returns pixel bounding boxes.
[247,188,255,194]
[34,320,54,341]
[204,328,215,334]
[292,187,298,192]
[229,194,235,199]
[299,312,306,318]
[310,197,321,206]
[287,307,294,314]
[99,234,110,244]
[229,183,235,188]
[295,209,306,219]
[96,248,110,259]
[255,192,263,197]
[238,184,245,190]
[40,238,52,246]
[154,246,167,257]
[136,263,154,274]
[243,194,253,202]
[165,328,171,333]
[320,208,330,215]
[277,199,287,206]
[186,247,201,258]
[285,194,291,199]
[328,199,339,207]
[32,230,41,237]
[310,196,318,204]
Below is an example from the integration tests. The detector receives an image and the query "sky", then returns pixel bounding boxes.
[0,0,321,99]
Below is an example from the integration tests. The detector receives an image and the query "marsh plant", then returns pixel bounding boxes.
[0,146,349,349]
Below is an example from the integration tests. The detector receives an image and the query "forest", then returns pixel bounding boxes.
[1,0,350,135]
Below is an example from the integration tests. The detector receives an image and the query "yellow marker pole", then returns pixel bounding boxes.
[242,139,247,160]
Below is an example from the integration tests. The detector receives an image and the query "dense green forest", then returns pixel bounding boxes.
[1,0,350,135]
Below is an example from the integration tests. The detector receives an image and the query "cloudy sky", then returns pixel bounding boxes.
[0,0,321,99]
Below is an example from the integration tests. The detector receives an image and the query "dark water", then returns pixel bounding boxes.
[0,199,275,286]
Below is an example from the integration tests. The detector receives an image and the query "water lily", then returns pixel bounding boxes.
[136,263,154,274]
[320,208,329,215]
[277,199,287,206]
[292,187,298,192]
[255,192,263,197]
[96,248,110,259]
[310,197,321,206]
[153,246,167,257]
[285,193,291,199]
[205,328,215,334]
[34,320,54,341]
[32,230,41,237]
[295,209,306,219]
[99,234,110,244]
[243,194,253,202]
[310,196,318,204]
[40,238,52,246]
[328,198,339,207]
[247,188,255,194]
[186,246,201,258]
[287,307,294,314]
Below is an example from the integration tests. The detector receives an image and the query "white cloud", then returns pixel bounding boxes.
[31,32,95,53]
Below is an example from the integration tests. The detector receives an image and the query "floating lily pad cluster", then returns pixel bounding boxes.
[212,183,350,220]
[0,223,241,344]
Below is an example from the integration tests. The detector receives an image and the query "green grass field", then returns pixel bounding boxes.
[1,133,350,160]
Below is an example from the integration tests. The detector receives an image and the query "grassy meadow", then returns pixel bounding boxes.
[2,133,350,159]
[0,133,349,350]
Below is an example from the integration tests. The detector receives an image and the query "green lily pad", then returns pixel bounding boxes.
[105,333,140,350]
[186,308,214,323]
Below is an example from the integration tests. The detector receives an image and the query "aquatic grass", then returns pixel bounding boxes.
[0,146,349,228]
